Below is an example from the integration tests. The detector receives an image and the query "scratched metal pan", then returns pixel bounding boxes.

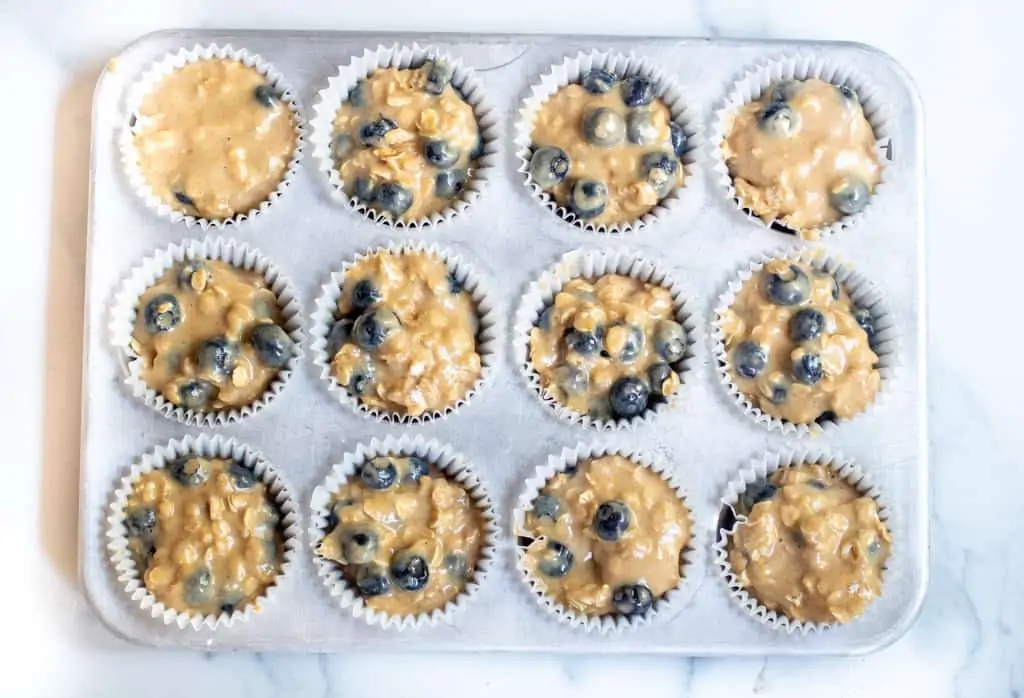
[79,29,926,655]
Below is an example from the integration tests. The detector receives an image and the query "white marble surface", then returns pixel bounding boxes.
[1,1,1021,696]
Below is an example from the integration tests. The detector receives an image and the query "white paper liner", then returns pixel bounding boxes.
[512,443,703,634]
[514,50,701,235]
[308,434,498,630]
[708,53,891,241]
[713,447,894,634]
[310,241,498,424]
[109,237,305,428]
[310,43,499,229]
[120,44,305,229]
[711,247,899,436]
[105,434,300,631]
[513,248,698,430]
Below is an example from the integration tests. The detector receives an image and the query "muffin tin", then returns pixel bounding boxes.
[80,30,926,655]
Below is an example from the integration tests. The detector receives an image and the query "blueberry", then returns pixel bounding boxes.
[390,551,429,592]
[331,133,354,162]
[352,306,401,350]
[830,176,870,215]
[376,182,413,216]
[169,457,210,488]
[790,308,825,342]
[852,306,876,340]
[423,59,453,95]
[733,341,767,379]
[253,84,280,108]
[325,498,354,533]
[444,552,469,581]
[537,305,555,331]
[228,462,257,490]
[528,146,570,188]
[177,380,216,410]
[250,324,294,369]
[339,527,378,565]
[740,482,777,512]
[174,191,196,209]
[176,261,212,291]
[763,264,811,306]
[867,539,883,560]
[669,121,688,158]
[817,271,841,301]
[358,116,398,146]
[349,368,375,396]
[621,76,654,107]
[424,138,461,168]
[446,271,463,294]
[612,583,653,616]
[767,376,790,405]
[355,564,391,597]
[325,318,353,358]
[654,320,686,363]
[583,107,626,148]
[184,567,214,607]
[552,364,589,397]
[347,80,367,107]
[143,293,182,334]
[404,456,430,484]
[351,279,381,310]
[580,69,617,94]
[536,540,574,578]
[124,506,157,538]
[640,151,679,199]
[565,329,602,356]
[568,179,608,220]
[647,362,673,396]
[352,175,377,203]
[769,80,798,103]
[532,494,561,521]
[196,336,238,377]
[626,110,659,146]
[608,376,650,419]
[758,101,801,138]
[792,352,824,385]
[361,457,397,491]
[593,500,631,541]
[837,83,858,103]
[606,323,644,364]
[435,169,467,198]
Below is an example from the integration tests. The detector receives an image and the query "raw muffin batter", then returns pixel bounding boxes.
[331,60,481,221]
[131,260,296,413]
[316,455,484,616]
[727,463,891,624]
[529,274,686,421]
[121,457,283,617]
[718,259,880,424]
[528,69,686,226]
[325,250,481,417]
[519,455,691,617]
[723,78,881,237]
[132,59,297,220]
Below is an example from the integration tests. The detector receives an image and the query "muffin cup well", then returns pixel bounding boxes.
[310,241,499,424]
[709,53,891,241]
[310,43,499,229]
[105,434,300,631]
[514,50,701,235]
[309,434,499,631]
[711,247,898,436]
[513,248,698,431]
[512,443,702,634]
[120,44,305,229]
[714,447,893,634]
[109,236,304,428]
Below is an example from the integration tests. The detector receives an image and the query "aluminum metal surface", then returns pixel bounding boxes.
[80,29,927,655]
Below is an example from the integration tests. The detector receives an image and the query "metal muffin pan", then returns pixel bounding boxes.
[80,29,926,655]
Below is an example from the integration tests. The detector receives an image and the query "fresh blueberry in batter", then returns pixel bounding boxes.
[376,182,413,217]
[227,462,257,490]
[565,328,602,356]
[669,121,688,158]
[792,352,824,385]
[769,80,798,103]
[184,567,214,607]
[325,318,353,358]
[352,176,377,203]
[837,83,858,103]
[608,376,650,418]
[733,341,767,379]
[647,362,673,396]
[177,379,215,410]
[594,500,631,541]
[423,59,453,95]
[758,101,801,138]
[351,279,382,310]
[790,308,825,342]
[124,506,157,538]
[348,367,375,396]
[434,169,467,198]
[830,175,870,215]
[347,80,367,107]
[143,293,182,334]
[404,456,430,484]
[766,376,790,405]
[621,76,654,107]
[424,139,461,168]
[612,583,653,616]
[358,115,398,146]
[250,323,294,369]
[763,264,811,306]
[196,336,238,377]
[852,306,876,340]
[654,320,686,363]
[532,494,562,521]
[355,564,391,597]
[361,457,398,491]
[174,191,196,209]
[340,526,378,565]
[568,179,608,220]
[580,69,617,94]
[169,457,211,488]
[626,109,659,146]
[640,151,679,199]
[253,84,280,108]
[607,323,644,364]
[353,306,401,350]
[536,540,574,578]
[583,107,626,148]
[553,364,589,397]
[528,146,570,188]
[390,551,430,591]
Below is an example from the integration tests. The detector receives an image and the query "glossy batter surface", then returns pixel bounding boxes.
[332,63,480,221]
[131,260,294,412]
[327,251,481,417]
[719,259,880,424]
[723,78,881,237]
[727,463,891,624]
[133,59,297,220]
[529,275,685,421]
[121,457,283,617]
[520,456,691,617]
[316,456,484,616]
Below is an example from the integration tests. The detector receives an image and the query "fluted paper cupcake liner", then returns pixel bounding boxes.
[310,43,499,229]
[109,237,304,428]
[309,434,498,630]
[310,241,498,424]
[514,248,698,430]
[711,247,899,436]
[105,434,300,631]
[512,443,702,634]
[709,53,891,240]
[514,50,701,235]
[713,447,894,634]
[120,44,305,229]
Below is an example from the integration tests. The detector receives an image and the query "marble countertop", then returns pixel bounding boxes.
[3,1,1021,696]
